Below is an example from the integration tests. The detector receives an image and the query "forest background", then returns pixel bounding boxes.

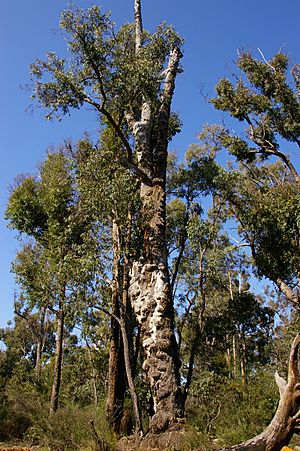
[1,0,300,327]
[1,1,300,450]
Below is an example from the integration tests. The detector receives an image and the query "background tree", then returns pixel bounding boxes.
[206,51,300,307]
[6,149,102,414]
[192,51,300,450]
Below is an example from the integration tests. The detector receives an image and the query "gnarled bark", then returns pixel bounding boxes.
[124,0,184,435]
[130,260,183,433]
[221,334,300,451]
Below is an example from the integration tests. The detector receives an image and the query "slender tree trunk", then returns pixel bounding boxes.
[240,332,247,386]
[233,334,237,379]
[122,209,137,377]
[35,306,46,381]
[119,311,142,436]
[35,339,43,380]
[49,299,65,414]
[85,340,98,406]
[106,220,126,432]
[183,327,200,403]
[225,336,232,379]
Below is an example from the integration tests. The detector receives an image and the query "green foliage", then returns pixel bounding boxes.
[26,404,115,451]
[3,379,115,450]
[213,161,300,283]
[30,4,183,121]
[6,176,47,240]
[61,340,108,406]
[211,52,300,162]
[188,370,278,448]
[5,1,300,447]
[6,152,73,242]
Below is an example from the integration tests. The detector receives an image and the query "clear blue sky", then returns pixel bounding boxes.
[1,0,299,326]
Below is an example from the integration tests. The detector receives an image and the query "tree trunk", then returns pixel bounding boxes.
[240,332,247,386]
[225,336,232,379]
[49,294,65,414]
[233,334,237,379]
[129,180,184,433]
[220,334,300,451]
[35,339,43,380]
[35,306,46,381]
[86,341,98,406]
[126,0,184,434]
[106,220,126,433]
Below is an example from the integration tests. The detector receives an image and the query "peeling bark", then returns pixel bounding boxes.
[129,261,183,432]
[220,334,300,451]
[277,277,299,309]
[126,0,184,433]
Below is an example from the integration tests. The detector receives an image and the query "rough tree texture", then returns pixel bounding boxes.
[126,0,184,433]
[30,0,184,433]
[221,334,300,451]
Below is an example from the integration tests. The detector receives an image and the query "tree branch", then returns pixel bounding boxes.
[134,0,143,52]
[92,304,143,436]
[287,333,300,386]
[83,95,152,185]
[276,278,299,308]
[154,47,183,178]
[275,371,287,398]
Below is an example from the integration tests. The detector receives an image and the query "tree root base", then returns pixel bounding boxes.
[115,423,201,451]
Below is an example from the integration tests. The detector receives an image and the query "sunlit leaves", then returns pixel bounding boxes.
[211,52,300,162]
[30,5,183,123]
[6,176,47,240]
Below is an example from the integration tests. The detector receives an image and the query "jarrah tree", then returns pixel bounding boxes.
[30,0,184,433]
[196,51,300,450]
[206,51,300,309]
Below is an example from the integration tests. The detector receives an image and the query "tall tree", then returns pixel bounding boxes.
[74,133,140,432]
[11,242,53,380]
[30,0,184,432]
[197,51,300,450]
[6,150,100,414]
[198,51,300,310]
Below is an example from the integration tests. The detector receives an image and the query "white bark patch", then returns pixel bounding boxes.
[275,371,287,399]
[130,260,182,428]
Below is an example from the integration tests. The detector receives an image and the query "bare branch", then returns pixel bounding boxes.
[134,0,143,52]
[92,303,143,436]
[155,47,183,177]
[257,48,276,72]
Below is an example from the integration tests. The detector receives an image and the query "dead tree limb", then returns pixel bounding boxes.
[220,334,300,451]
